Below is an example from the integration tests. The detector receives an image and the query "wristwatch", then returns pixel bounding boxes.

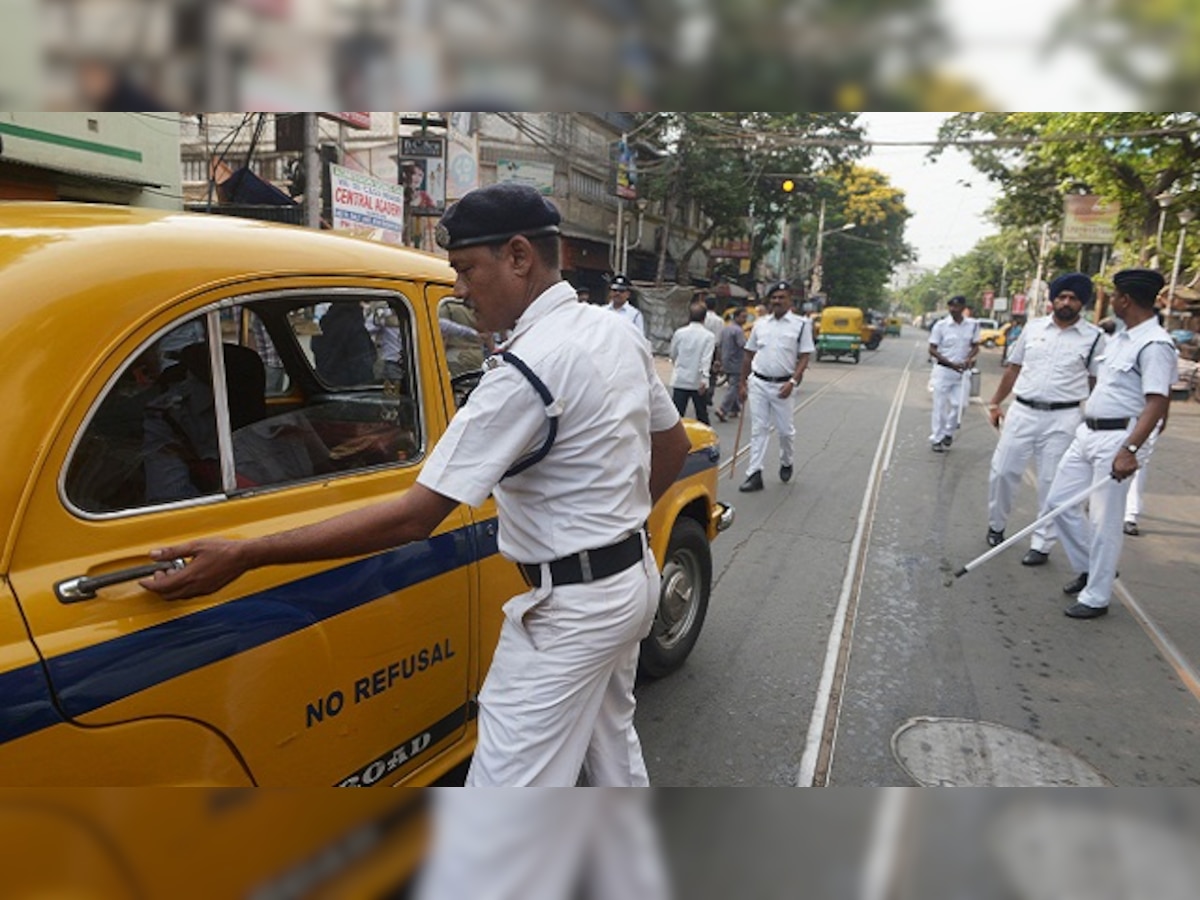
[790,377,800,386]
[1125,443,1139,454]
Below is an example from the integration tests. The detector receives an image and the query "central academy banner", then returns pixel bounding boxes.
[329,164,405,244]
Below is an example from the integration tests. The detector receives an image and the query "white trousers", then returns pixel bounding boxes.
[465,535,660,787]
[1044,424,1141,610]
[929,365,965,443]
[987,403,1081,551]
[1124,425,1161,523]
[746,374,795,476]
[416,789,670,900]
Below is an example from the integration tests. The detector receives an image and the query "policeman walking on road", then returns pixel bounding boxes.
[984,272,1105,562]
[737,280,813,492]
[928,295,979,451]
[1043,268,1177,619]
[140,182,691,780]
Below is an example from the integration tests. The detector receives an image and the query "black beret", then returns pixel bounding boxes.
[947,294,967,306]
[435,183,561,250]
[610,274,633,289]
[1112,268,1165,305]
[1049,272,1094,306]
[767,280,792,295]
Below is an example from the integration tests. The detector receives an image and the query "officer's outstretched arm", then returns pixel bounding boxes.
[140,485,459,601]
[649,420,691,504]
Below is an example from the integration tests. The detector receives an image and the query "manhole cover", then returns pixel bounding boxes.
[892,717,1109,786]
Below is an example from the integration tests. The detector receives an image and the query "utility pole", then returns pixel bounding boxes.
[303,113,321,229]
[809,198,827,298]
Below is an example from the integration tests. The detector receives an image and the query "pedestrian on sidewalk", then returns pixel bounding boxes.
[928,295,979,451]
[984,272,1105,561]
[715,307,748,422]
[1043,268,1177,619]
[669,300,716,424]
[737,280,813,491]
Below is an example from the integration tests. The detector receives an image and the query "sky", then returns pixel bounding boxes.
[859,113,1000,272]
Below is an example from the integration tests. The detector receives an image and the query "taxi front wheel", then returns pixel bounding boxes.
[640,517,711,679]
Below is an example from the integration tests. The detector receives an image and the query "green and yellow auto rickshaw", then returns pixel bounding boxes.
[815,306,864,363]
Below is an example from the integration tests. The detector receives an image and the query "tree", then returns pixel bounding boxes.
[633,113,866,285]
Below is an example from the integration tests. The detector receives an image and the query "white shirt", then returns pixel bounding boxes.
[929,315,979,365]
[703,310,724,343]
[669,322,716,391]
[1007,315,1105,404]
[606,301,645,336]
[746,311,814,377]
[1083,316,1178,419]
[420,281,679,563]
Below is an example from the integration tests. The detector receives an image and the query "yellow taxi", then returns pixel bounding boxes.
[0,203,732,787]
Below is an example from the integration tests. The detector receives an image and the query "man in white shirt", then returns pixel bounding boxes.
[984,273,1105,563]
[1043,268,1177,619]
[140,183,691,779]
[928,295,979,451]
[736,280,814,491]
[669,300,717,424]
[605,273,646,337]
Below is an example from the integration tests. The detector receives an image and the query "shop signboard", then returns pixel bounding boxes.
[329,164,405,244]
[1062,195,1120,244]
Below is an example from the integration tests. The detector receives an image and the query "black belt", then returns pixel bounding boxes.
[753,372,792,383]
[1016,396,1082,411]
[517,530,645,588]
[935,359,964,369]
[1084,417,1131,431]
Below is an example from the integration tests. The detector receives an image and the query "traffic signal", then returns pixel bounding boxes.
[781,179,795,193]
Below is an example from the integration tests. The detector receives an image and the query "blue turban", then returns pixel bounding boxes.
[1048,272,1094,307]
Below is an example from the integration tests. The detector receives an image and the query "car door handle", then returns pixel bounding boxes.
[56,559,187,603]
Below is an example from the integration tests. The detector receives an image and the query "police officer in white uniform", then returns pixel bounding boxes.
[1043,268,1177,619]
[736,280,814,492]
[605,273,646,337]
[928,295,979,451]
[140,184,691,778]
[984,273,1105,562]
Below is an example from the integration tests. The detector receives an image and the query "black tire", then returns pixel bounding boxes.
[984,338,996,348]
[640,517,711,678]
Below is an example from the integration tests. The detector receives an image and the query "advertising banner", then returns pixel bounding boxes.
[399,136,446,216]
[612,138,637,200]
[329,164,405,244]
[1062,195,1120,244]
[496,159,555,195]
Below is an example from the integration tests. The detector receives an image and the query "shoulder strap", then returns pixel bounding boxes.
[494,351,560,479]
[1085,331,1102,368]
[1132,339,1174,377]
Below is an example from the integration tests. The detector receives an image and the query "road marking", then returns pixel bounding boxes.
[797,357,911,786]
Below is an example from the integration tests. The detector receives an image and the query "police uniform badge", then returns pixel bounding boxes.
[434,222,452,250]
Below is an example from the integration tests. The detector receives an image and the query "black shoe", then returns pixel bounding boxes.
[1123,521,1139,536]
[1021,549,1050,566]
[932,441,945,453]
[986,528,1005,548]
[942,435,953,448]
[738,471,764,492]
[780,464,793,483]
[1065,602,1108,619]
[1063,573,1088,595]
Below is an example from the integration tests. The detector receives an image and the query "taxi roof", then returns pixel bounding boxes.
[0,203,456,563]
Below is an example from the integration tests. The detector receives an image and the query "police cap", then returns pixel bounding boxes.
[1112,268,1165,305]
[436,183,561,251]
[767,280,792,295]
[947,295,967,307]
[610,274,633,290]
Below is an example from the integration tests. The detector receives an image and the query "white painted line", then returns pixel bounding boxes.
[797,357,911,786]
[859,788,912,900]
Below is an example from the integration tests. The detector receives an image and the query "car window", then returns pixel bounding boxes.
[437,297,493,408]
[64,292,423,516]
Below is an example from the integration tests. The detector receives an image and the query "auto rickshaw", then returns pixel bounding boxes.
[862,311,885,350]
[885,316,902,336]
[815,306,864,363]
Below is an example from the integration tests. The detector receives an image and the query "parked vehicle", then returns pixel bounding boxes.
[862,311,885,350]
[0,203,733,787]
[815,306,864,363]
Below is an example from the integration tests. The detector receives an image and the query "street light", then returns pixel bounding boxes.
[1167,207,1196,327]
[809,195,856,297]
[1153,191,1175,268]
